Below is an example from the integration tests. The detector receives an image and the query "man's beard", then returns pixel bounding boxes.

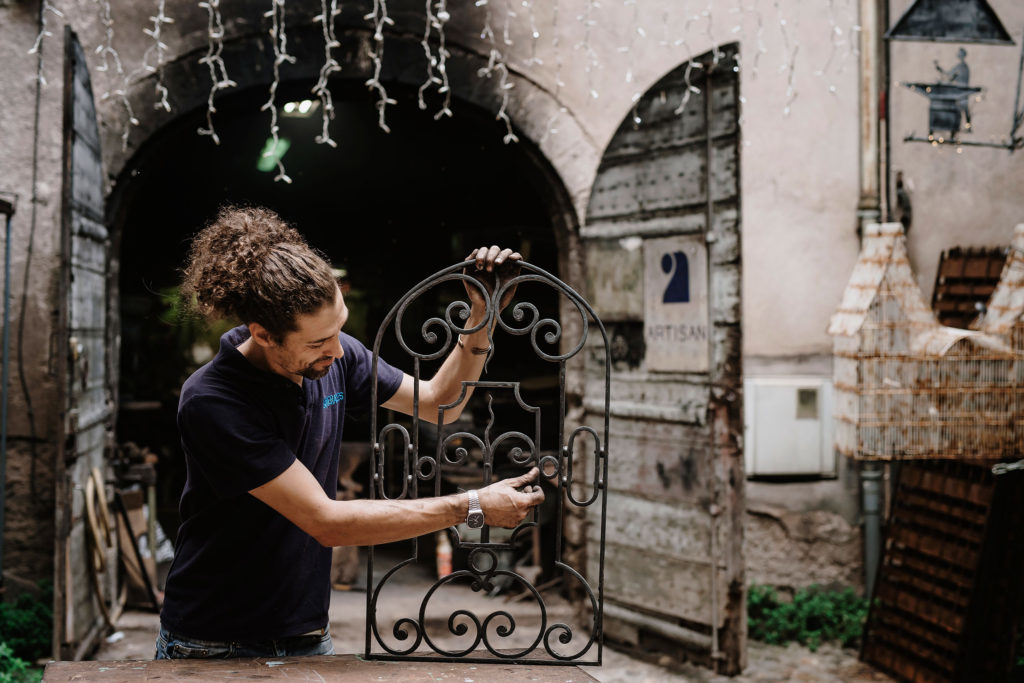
[298,357,333,380]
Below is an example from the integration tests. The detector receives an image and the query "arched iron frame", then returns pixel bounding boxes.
[364,260,610,665]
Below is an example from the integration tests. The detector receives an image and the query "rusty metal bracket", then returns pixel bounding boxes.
[364,260,610,665]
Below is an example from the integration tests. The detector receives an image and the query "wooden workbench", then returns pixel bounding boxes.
[43,654,598,681]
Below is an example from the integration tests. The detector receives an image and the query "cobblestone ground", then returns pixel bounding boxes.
[93,552,890,681]
[95,606,890,682]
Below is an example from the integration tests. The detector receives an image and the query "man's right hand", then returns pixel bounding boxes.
[476,467,545,528]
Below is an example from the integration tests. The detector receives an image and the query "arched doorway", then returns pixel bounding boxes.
[109,77,574,560]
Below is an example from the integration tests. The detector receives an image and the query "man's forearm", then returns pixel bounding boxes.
[421,307,490,421]
[316,493,469,547]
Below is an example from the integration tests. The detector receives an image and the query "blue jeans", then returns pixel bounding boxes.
[155,625,335,659]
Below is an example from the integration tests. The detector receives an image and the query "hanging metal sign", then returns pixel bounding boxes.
[901,42,1024,151]
[885,0,1014,45]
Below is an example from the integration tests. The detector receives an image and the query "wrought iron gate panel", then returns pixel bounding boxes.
[365,261,609,666]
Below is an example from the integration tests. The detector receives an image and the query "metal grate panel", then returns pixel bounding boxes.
[862,460,1024,682]
[364,260,609,665]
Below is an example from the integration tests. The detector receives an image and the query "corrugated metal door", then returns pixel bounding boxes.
[582,44,745,674]
[55,28,116,660]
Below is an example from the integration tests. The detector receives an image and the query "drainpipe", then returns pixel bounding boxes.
[861,464,883,598]
[857,0,885,599]
[0,195,15,588]
[857,0,884,240]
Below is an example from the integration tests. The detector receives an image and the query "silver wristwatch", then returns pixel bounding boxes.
[466,490,485,529]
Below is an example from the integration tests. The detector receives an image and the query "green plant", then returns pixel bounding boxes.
[747,584,868,651]
[0,582,52,663]
[0,642,40,683]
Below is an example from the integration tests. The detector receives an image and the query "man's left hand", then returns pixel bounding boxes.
[464,245,522,313]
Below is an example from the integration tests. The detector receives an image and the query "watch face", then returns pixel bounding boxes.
[467,511,485,529]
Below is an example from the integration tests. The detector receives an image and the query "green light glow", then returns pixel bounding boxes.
[257,137,291,172]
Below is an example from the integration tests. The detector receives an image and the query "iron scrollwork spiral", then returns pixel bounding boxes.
[366,260,610,666]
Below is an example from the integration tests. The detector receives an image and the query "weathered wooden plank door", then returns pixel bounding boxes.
[582,44,745,674]
[55,28,116,660]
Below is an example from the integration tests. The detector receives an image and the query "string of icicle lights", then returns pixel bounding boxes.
[26,0,860,181]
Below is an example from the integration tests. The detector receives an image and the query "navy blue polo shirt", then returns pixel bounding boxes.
[160,325,404,641]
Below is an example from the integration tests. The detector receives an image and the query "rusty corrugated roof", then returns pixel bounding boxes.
[973,224,1024,335]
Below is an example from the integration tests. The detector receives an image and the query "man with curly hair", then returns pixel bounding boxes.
[155,206,543,659]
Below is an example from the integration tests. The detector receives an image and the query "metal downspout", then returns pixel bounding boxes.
[862,464,883,598]
[858,0,885,598]
[857,0,883,240]
[0,198,15,585]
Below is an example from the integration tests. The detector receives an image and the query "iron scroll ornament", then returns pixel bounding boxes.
[364,260,610,665]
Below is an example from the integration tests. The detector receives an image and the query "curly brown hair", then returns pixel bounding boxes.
[181,206,337,342]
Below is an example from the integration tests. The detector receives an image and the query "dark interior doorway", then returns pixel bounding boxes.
[112,79,563,551]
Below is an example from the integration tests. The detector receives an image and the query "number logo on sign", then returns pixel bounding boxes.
[661,251,690,303]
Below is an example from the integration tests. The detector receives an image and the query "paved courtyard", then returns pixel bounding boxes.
[93,549,890,682]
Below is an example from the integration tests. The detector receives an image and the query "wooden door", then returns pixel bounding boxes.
[582,44,745,674]
[55,28,116,660]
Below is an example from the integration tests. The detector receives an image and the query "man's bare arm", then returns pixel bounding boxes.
[382,246,521,424]
[249,460,544,547]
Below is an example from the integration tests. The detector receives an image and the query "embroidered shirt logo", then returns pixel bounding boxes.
[322,392,345,409]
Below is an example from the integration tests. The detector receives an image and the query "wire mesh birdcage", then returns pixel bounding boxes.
[829,222,1024,461]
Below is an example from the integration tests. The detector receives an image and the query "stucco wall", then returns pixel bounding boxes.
[0,2,69,586]
[4,0,869,386]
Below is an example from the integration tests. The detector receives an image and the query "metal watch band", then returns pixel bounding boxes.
[467,489,484,528]
[467,489,482,515]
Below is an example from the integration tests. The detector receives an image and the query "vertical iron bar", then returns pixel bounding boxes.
[365,347,380,658]
[555,361,566,563]
[413,357,420,499]
[597,327,610,665]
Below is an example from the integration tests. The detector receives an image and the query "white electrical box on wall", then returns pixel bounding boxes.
[744,377,836,477]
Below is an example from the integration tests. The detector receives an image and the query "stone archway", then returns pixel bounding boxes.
[103,20,595,394]
[102,20,596,242]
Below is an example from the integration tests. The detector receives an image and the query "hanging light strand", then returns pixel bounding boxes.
[750,0,768,79]
[622,0,645,127]
[196,0,236,145]
[672,13,704,116]
[523,0,541,66]
[702,1,723,66]
[312,0,342,146]
[814,0,842,94]
[364,0,396,132]
[620,0,641,99]
[92,0,139,150]
[575,0,600,101]
[773,0,799,116]
[261,0,296,183]
[432,0,453,119]
[476,0,518,144]
[27,0,63,72]
[502,2,516,49]
[540,0,566,144]
[551,0,564,97]
[417,0,441,112]
[140,0,174,113]
[840,0,861,70]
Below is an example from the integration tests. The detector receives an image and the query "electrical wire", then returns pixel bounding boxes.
[19,0,45,501]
